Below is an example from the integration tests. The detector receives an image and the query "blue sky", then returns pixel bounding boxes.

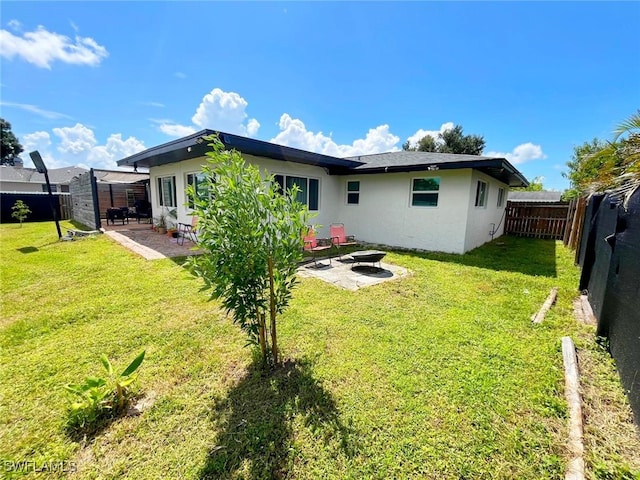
[1,2,638,191]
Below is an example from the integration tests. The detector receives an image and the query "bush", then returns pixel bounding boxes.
[64,351,145,432]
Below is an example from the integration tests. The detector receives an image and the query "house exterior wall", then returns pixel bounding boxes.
[149,156,509,254]
[337,169,473,254]
[149,154,340,237]
[463,171,509,252]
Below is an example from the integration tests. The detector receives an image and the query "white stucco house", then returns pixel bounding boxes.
[117,130,528,254]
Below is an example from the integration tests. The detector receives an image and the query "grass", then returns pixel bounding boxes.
[1,222,638,479]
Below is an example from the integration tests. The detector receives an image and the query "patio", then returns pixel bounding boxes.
[101,222,407,289]
[101,221,202,259]
[298,259,409,291]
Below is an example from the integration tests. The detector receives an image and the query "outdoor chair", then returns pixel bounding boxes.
[329,223,358,260]
[177,216,198,246]
[132,199,152,223]
[303,227,333,267]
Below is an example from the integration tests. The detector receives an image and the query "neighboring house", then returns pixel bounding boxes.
[508,191,563,203]
[117,130,528,254]
[0,165,87,193]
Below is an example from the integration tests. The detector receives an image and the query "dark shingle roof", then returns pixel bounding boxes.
[344,151,528,187]
[508,191,563,202]
[346,150,500,168]
[30,167,88,184]
[0,166,87,184]
[0,166,36,182]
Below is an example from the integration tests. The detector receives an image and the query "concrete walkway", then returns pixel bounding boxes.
[104,230,168,260]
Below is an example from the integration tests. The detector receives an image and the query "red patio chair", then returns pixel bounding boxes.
[303,227,333,267]
[329,223,358,260]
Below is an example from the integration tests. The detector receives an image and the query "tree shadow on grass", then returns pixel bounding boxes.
[199,358,358,479]
[394,236,558,278]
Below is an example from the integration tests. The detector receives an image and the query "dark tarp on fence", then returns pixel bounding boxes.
[0,192,70,223]
[578,189,640,425]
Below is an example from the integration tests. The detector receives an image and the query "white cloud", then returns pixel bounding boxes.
[270,114,399,157]
[140,101,165,108]
[0,25,108,69]
[247,118,260,136]
[85,133,146,169]
[19,123,146,169]
[0,101,70,119]
[405,122,454,149]
[154,87,260,138]
[22,131,51,153]
[53,123,97,155]
[7,20,22,31]
[158,123,196,138]
[486,142,547,165]
[174,72,186,79]
[191,88,260,136]
[20,131,67,169]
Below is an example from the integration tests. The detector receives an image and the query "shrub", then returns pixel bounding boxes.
[64,351,145,432]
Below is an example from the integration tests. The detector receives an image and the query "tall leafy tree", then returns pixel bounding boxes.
[513,176,545,192]
[187,135,312,367]
[403,124,485,155]
[563,110,640,198]
[1,118,24,166]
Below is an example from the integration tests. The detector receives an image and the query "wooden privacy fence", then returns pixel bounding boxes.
[505,201,571,240]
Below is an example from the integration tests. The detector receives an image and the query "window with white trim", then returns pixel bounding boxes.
[347,180,360,204]
[497,187,505,207]
[475,180,487,208]
[157,176,177,207]
[185,172,210,208]
[411,177,440,207]
[126,189,136,208]
[274,174,319,210]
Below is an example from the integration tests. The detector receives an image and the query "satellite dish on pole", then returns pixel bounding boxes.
[29,151,62,239]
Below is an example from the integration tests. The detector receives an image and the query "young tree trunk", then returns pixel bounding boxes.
[257,311,267,363]
[267,256,278,364]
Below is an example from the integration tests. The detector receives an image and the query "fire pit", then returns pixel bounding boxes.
[350,250,387,269]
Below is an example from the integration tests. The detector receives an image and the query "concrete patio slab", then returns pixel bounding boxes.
[297,259,408,291]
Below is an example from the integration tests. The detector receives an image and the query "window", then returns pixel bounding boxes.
[347,180,360,204]
[126,189,136,208]
[186,172,210,208]
[274,174,319,210]
[42,184,58,193]
[497,187,505,207]
[411,177,439,207]
[157,176,177,207]
[475,180,487,207]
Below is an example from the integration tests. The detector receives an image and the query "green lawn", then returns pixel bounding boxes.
[1,222,637,479]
